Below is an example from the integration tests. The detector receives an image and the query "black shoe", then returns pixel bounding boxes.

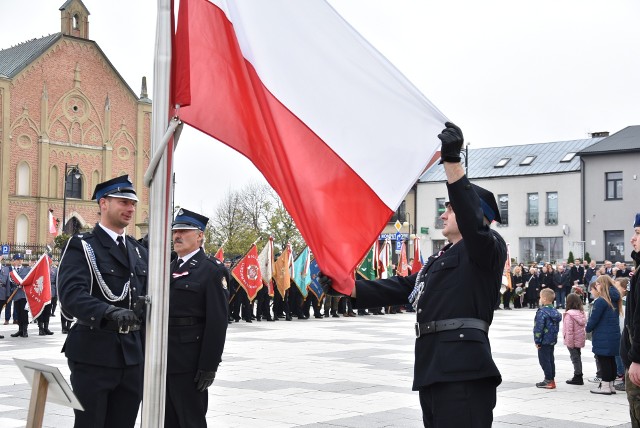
[39,329,46,336]
[244,319,252,323]
[566,376,584,385]
[256,318,262,322]
[332,313,339,318]
[285,315,292,321]
[21,331,28,338]
[10,331,21,338]
[314,314,323,319]
[0,335,4,339]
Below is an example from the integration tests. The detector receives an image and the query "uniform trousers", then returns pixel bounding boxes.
[68,360,142,428]
[165,371,208,428]
[418,378,496,428]
[625,370,640,428]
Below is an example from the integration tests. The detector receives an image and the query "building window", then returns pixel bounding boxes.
[435,198,446,229]
[73,14,80,30]
[546,192,558,225]
[65,169,83,199]
[560,153,576,163]
[16,161,30,196]
[495,158,510,168]
[604,230,625,263]
[497,194,509,226]
[605,172,623,200]
[520,155,536,166]
[519,237,563,264]
[526,193,539,225]
[16,214,28,243]
[432,239,446,254]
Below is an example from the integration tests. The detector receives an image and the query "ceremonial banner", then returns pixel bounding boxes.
[411,236,423,273]
[397,241,409,277]
[258,237,274,296]
[357,242,378,280]
[502,243,512,293]
[274,244,292,297]
[308,259,324,299]
[231,244,263,302]
[293,246,311,298]
[173,0,447,294]
[48,209,58,236]
[10,254,51,319]
[378,238,392,279]
[214,246,224,262]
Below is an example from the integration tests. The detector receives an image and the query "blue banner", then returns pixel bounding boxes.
[308,259,324,299]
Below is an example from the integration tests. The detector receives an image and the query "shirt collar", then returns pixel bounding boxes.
[98,223,126,245]
[177,248,201,267]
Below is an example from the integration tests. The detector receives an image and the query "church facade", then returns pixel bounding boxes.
[0,0,151,245]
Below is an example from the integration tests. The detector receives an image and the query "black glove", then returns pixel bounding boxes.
[438,121,464,163]
[194,369,216,392]
[104,306,139,327]
[318,272,346,297]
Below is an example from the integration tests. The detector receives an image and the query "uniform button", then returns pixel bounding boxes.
[418,309,422,314]
[133,287,137,291]
[186,284,189,288]
[460,334,464,338]
[131,273,134,277]
[91,316,95,321]
[110,269,114,273]
[440,262,444,266]
[196,336,200,340]
[465,184,471,189]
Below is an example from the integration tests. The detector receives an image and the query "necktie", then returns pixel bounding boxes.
[116,236,127,258]
[172,258,184,274]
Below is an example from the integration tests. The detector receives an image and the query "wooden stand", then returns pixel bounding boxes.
[26,371,49,428]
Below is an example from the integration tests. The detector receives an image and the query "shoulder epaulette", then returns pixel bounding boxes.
[75,231,93,240]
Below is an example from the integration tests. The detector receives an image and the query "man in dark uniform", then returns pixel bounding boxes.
[621,213,640,425]
[320,123,507,428]
[58,175,148,428]
[9,253,31,338]
[166,209,230,428]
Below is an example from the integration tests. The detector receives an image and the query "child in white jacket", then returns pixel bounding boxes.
[563,293,587,385]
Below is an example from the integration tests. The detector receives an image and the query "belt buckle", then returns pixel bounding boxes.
[415,322,421,338]
[118,325,130,334]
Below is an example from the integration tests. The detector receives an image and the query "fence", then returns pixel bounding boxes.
[0,242,63,262]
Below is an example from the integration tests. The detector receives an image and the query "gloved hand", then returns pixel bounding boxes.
[318,272,346,297]
[194,369,216,392]
[104,306,139,327]
[438,121,464,163]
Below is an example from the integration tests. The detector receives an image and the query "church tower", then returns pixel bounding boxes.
[59,0,90,39]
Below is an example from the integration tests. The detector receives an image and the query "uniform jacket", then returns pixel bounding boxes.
[167,248,229,375]
[49,266,58,298]
[533,305,561,345]
[587,286,621,357]
[353,176,507,390]
[9,265,31,301]
[622,253,640,367]
[58,224,148,368]
[562,309,586,349]
[0,265,9,300]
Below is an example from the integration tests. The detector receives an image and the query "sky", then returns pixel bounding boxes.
[2,0,639,218]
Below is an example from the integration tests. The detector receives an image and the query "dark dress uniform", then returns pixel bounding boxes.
[352,176,507,428]
[58,224,148,428]
[166,248,230,427]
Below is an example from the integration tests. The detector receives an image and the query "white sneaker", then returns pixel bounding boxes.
[587,376,601,383]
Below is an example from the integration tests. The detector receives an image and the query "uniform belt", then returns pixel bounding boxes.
[415,318,489,338]
[169,317,204,326]
[76,319,141,334]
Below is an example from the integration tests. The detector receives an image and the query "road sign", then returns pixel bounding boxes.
[394,220,402,232]
[395,232,403,251]
[1,245,9,256]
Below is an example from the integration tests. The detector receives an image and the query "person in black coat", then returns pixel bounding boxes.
[553,265,571,309]
[165,209,230,428]
[58,175,147,428]
[8,253,31,338]
[320,123,507,427]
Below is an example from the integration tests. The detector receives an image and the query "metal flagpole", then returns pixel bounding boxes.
[141,0,174,426]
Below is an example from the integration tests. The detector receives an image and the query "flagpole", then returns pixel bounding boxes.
[141,0,173,426]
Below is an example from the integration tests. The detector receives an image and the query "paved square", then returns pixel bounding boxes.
[0,307,632,427]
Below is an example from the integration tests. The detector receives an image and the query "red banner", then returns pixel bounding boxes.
[11,254,51,319]
[231,244,263,302]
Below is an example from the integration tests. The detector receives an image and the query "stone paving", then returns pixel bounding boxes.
[0,306,632,427]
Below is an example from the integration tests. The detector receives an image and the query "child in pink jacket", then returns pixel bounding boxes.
[563,293,587,385]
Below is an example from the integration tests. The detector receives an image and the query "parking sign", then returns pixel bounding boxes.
[1,245,9,256]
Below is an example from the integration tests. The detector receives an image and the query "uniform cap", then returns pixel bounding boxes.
[471,183,501,224]
[634,213,640,228]
[92,175,138,202]
[12,253,23,260]
[172,208,208,231]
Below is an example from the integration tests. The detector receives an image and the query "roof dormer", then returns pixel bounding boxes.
[60,0,91,39]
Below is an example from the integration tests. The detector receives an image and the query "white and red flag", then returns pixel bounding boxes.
[213,246,224,262]
[48,209,58,236]
[172,0,447,294]
[231,243,263,302]
[10,254,52,319]
[412,236,423,273]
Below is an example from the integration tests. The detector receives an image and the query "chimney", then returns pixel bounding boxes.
[589,131,609,138]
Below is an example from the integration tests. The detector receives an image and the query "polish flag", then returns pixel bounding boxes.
[213,246,224,262]
[10,254,51,319]
[412,237,423,273]
[48,209,58,236]
[173,0,447,294]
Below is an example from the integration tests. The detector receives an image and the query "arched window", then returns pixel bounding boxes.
[16,162,30,196]
[16,214,28,243]
[73,14,80,30]
[65,167,83,199]
[50,165,59,198]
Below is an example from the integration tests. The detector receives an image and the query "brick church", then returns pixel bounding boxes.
[0,0,151,246]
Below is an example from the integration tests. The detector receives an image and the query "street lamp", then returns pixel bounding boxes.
[62,163,81,234]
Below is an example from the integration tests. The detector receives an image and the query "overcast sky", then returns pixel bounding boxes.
[3,0,639,217]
